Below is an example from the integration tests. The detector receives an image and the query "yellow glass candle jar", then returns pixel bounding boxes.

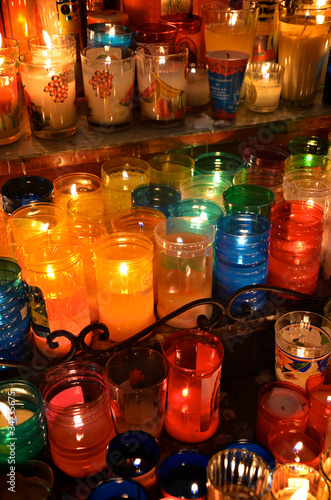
[16,230,91,358]
[92,233,154,342]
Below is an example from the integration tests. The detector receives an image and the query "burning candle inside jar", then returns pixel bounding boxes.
[186,66,210,109]
[244,61,284,113]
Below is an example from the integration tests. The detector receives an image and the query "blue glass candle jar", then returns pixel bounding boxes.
[86,478,148,500]
[1,176,54,215]
[0,258,32,369]
[214,212,270,314]
[88,23,133,47]
[223,439,276,470]
[194,151,245,182]
[0,381,48,473]
[157,449,210,499]
[132,183,181,218]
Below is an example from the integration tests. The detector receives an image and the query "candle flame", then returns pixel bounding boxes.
[119,262,128,276]
[41,223,49,232]
[138,221,144,230]
[293,441,303,462]
[316,14,325,24]
[109,26,116,36]
[105,56,111,64]
[122,170,129,180]
[182,387,189,398]
[177,237,183,244]
[191,483,199,495]
[290,487,308,500]
[190,66,196,75]
[230,11,238,27]
[0,402,13,425]
[43,31,53,49]
[159,45,166,65]
[133,458,142,467]
[73,414,83,428]
[327,396,331,403]
[70,184,77,196]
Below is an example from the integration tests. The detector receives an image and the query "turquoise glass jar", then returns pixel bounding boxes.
[194,151,245,182]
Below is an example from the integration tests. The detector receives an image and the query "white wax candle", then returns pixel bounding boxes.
[186,68,210,108]
[260,387,308,418]
[245,77,282,111]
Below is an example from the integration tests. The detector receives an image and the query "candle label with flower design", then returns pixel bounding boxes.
[43,65,70,103]
[89,69,113,98]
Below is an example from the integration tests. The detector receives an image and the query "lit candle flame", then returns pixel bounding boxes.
[41,223,49,232]
[43,31,53,49]
[191,483,199,495]
[70,184,77,196]
[122,171,129,180]
[293,441,303,462]
[262,63,270,81]
[182,387,189,398]
[138,221,144,230]
[327,396,331,404]
[120,262,128,276]
[109,26,116,36]
[133,458,142,467]
[177,237,183,244]
[159,45,166,66]
[316,14,325,24]
[230,12,238,27]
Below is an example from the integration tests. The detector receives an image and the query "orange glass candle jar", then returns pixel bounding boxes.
[92,232,154,342]
[16,230,91,358]
[162,329,224,443]
[41,361,116,477]
[53,172,103,211]
[256,381,310,447]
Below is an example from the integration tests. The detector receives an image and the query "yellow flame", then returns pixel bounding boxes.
[230,12,238,26]
[70,184,77,196]
[43,30,53,49]
[109,26,116,36]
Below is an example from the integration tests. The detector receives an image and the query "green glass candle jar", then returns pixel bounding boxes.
[284,153,330,173]
[194,151,245,182]
[223,184,276,219]
[287,136,329,156]
[0,381,47,473]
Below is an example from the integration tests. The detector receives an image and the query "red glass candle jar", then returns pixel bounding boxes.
[161,329,224,443]
[256,381,310,447]
[160,14,203,66]
[41,361,116,477]
[267,421,325,470]
[268,201,324,294]
[306,371,331,437]
[242,141,291,172]
[131,23,177,49]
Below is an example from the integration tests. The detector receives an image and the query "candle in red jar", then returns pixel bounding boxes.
[267,421,325,470]
[256,381,310,447]
[306,371,331,437]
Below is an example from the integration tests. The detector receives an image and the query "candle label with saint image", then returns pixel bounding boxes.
[139,69,186,121]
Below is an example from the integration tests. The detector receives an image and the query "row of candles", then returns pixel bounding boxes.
[2,313,331,498]
[1,0,331,143]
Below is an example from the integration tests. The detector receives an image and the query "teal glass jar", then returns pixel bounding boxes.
[169,197,224,227]
[223,184,276,219]
[0,380,48,473]
[194,151,245,182]
[287,136,329,156]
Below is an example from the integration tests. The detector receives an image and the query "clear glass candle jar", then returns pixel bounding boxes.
[154,217,215,328]
[148,153,195,190]
[194,151,244,182]
[0,258,32,368]
[41,361,116,477]
[180,175,231,207]
[92,232,155,342]
[1,176,54,215]
[0,380,47,473]
[53,172,103,211]
[271,463,329,500]
[16,230,91,358]
[268,201,324,295]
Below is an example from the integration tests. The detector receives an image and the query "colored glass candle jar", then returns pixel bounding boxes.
[106,430,160,492]
[223,439,276,469]
[233,166,284,204]
[101,157,150,211]
[0,380,47,473]
[162,329,224,443]
[41,361,116,478]
[53,172,103,211]
[284,154,331,174]
[223,184,275,219]
[148,153,195,190]
[275,311,331,390]
[194,151,244,182]
[0,56,20,145]
[131,183,181,218]
[159,13,203,66]
[88,23,133,46]
[131,23,177,48]
[267,421,325,470]
[256,381,310,447]
[87,9,129,26]
[242,141,291,172]
[0,258,32,369]
[1,176,54,215]
[206,449,271,499]
[180,175,231,207]
[169,198,223,227]
[306,371,331,437]
[0,459,54,499]
[81,46,135,132]
[287,136,330,156]
[111,206,166,302]
[0,210,12,259]
[92,233,154,342]
[268,201,324,295]
[105,346,168,438]
[157,449,209,500]
[154,217,215,328]
[320,448,331,490]
[283,169,331,265]
[86,478,148,500]
[135,43,188,126]
[271,463,329,500]
[214,212,270,314]
[16,230,91,358]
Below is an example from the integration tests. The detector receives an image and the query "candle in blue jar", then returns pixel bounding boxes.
[88,23,133,47]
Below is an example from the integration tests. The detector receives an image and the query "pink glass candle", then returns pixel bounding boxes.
[256,381,310,447]
[42,361,116,477]
[16,230,91,358]
[162,329,224,443]
[306,371,331,437]
[267,421,325,470]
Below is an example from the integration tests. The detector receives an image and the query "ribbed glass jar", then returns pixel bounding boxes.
[194,151,245,182]
[1,176,54,214]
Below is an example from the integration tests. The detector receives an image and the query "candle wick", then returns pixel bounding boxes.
[281,405,284,410]
[226,53,230,59]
